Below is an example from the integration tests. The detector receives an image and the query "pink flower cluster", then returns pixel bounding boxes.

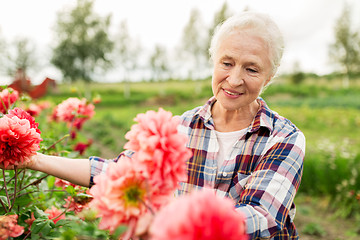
[90,108,192,237]
[55,97,95,129]
[124,108,192,208]
[0,108,42,168]
[90,157,148,233]
[0,88,19,114]
[0,215,24,240]
[150,189,248,240]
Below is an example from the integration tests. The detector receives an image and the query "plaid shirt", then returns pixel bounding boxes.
[89,97,305,240]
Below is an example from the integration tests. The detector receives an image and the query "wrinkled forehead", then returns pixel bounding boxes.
[214,28,272,60]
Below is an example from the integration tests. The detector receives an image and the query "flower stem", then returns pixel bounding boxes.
[0,169,25,192]
[15,174,49,193]
[46,134,70,151]
[9,167,18,211]
[2,168,11,211]
[0,196,7,213]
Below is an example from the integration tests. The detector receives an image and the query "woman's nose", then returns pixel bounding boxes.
[227,68,244,87]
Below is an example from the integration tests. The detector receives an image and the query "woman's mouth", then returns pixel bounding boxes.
[223,89,242,97]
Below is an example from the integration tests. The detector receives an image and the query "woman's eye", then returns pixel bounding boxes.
[223,62,232,67]
[247,68,258,73]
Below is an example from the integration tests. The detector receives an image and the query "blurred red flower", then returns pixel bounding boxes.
[0,88,19,114]
[54,178,78,189]
[0,214,24,239]
[56,97,95,130]
[45,206,65,224]
[25,103,42,116]
[74,139,93,155]
[150,189,248,240]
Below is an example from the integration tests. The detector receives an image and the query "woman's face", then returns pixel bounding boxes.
[211,30,273,112]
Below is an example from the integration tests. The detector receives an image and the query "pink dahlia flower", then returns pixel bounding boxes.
[89,157,148,234]
[150,189,248,240]
[0,108,42,168]
[0,214,24,239]
[0,88,19,114]
[124,108,192,207]
[45,206,65,224]
[56,97,95,129]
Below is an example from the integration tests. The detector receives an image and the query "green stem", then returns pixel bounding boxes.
[15,174,49,193]
[9,167,18,211]
[0,197,8,213]
[2,168,10,211]
[10,189,66,200]
[0,169,25,192]
[46,134,70,151]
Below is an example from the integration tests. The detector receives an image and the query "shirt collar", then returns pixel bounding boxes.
[194,97,274,133]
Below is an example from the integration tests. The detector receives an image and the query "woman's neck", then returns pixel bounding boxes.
[211,100,260,132]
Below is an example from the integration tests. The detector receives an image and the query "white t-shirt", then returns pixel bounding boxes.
[214,128,247,170]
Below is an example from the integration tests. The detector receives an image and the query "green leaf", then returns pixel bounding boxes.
[66,185,76,195]
[111,225,128,239]
[0,195,9,207]
[31,219,51,234]
[33,206,48,219]
[47,175,56,188]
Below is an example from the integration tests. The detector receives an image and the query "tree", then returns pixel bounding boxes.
[0,30,7,75]
[51,0,114,82]
[4,38,37,77]
[329,2,360,88]
[206,2,232,58]
[114,20,142,98]
[290,61,305,85]
[179,8,207,80]
[149,44,169,82]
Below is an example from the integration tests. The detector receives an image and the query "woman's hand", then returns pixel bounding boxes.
[0,152,39,170]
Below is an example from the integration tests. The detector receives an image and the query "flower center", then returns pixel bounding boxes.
[123,185,145,207]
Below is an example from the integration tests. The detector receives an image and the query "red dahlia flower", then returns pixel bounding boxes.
[0,108,42,168]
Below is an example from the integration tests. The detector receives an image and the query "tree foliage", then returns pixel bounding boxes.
[206,2,233,56]
[149,44,168,81]
[114,20,142,97]
[4,38,37,77]
[329,2,360,86]
[179,8,207,79]
[114,20,141,80]
[51,0,114,82]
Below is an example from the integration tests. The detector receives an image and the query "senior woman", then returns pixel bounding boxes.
[7,11,305,239]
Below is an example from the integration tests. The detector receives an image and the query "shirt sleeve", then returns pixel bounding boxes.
[235,130,306,239]
[88,150,135,186]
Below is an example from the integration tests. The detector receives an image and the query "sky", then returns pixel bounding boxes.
[0,0,358,84]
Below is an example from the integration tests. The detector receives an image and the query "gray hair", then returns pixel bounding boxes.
[209,11,284,76]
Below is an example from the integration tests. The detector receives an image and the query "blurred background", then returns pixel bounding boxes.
[0,0,359,239]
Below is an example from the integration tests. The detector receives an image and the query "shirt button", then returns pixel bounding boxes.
[222,172,227,177]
